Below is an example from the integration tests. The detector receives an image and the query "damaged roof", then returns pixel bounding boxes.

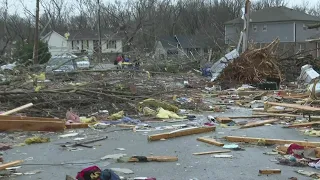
[225,6,320,25]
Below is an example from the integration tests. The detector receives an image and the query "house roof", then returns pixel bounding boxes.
[158,35,216,49]
[42,30,123,41]
[225,6,320,25]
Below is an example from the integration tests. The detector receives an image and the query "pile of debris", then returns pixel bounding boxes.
[279,54,320,82]
[0,70,205,118]
[216,39,282,87]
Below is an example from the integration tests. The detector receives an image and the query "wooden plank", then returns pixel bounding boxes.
[264,102,320,112]
[253,112,301,117]
[0,115,63,121]
[259,169,281,174]
[197,137,224,146]
[148,127,215,141]
[285,122,320,128]
[0,160,24,170]
[1,103,33,115]
[215,117,233,124]
[0,120,65,132]
[193,150,231,155]
[225,136,320,147]
[228,115,270,119]
[240,119,279,129]
[66,123,89,129]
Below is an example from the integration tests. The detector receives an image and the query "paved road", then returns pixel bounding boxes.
[2,107,318,180]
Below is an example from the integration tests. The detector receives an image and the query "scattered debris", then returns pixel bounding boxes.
[259,169,281,175]
[110,168,134,174]
[24,137,50,145]
[212,154,233,158]
[0,160,24,171]
[193,150,231,156]
[224,136,320,147]
[101,153,127,160]
[117,156,178,162]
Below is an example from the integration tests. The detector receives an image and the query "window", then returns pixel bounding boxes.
[303,24,307,30]
[253,25,257,32]
[263,25,267,32]
[87,40,89,48]
[71,41,74,49]
[107,40,117,49]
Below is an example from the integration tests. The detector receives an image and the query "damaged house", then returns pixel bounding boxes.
[225,6,320,57]
[41,30,123,56]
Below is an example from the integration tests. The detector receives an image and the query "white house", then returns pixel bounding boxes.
[41,30,123,56]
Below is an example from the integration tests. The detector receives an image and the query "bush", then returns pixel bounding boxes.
[13,41,51,66]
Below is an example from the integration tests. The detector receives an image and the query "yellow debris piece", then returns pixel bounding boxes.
[109,110,124,120]
[156,108,184,119]
[142,107,156,116]
[138,98,179,113]
[25,136,50,145]
[80,116,97,123]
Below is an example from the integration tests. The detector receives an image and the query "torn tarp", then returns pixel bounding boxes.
[210,49,239,82]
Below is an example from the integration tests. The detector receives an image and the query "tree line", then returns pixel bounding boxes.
[0,0,319,60]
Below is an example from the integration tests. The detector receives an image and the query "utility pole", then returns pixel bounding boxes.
[97,0,102,62]
[33,0,40,64]
[242,0,250,53]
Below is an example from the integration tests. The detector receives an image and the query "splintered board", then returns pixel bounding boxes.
[148,127,215,141]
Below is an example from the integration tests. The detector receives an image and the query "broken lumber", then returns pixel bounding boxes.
[224,136,320,147]
[0,119,65,132]
[215,117,233,123]
[66,123,89,129]
[197,137,224,146]
[240,119,279,129]
[193,150,231,155]
[285,121,320,128]
[1,103,33,115]
[259,169,281,175]
[227,115,270,119]
[253,112,301,117]
[0,160,24,170]
[0,115,63,121]
[148,126,215,141]
[264,102,320,112]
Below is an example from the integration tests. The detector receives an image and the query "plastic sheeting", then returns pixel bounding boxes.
[210,49,239,82]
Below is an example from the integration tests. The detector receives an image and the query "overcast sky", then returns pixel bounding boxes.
[7,0,320,15]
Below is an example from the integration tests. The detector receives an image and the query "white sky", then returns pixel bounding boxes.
[6,0,320,16]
